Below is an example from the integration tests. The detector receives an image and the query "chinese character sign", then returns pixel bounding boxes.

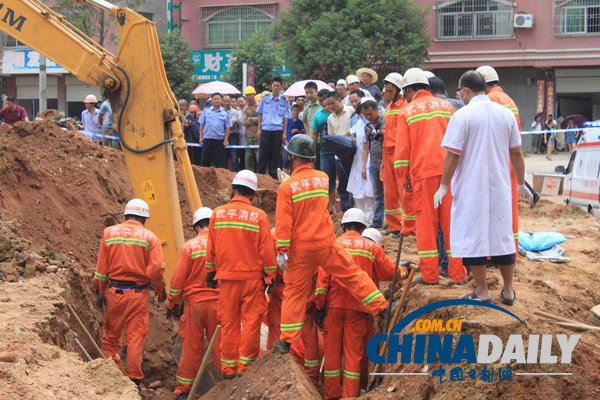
[545,80,555,117]
[2,50,67,74]
[536,80,545,114]
[191,50,232,82]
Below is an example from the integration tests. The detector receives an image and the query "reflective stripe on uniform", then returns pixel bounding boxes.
[315,287,327,295]
[406,110,452,126]
[384,110,401,116]
[190,250,206,259]
[239,356,257,365]
[176,375,195,385]
[276,239,290,246]
[393,160,409,168]
[384,208,402,215]
[221,358,238,366]
[304,359,319,367]
[343,369,361,380]
[105,237,150,248]
[291,189,329,203]
[345,248,374,261]
[324,369,340,377]
[362,290,383,306]
[513,232,519,239]
[418,250,438,258]
[280,322,303,331]
[206,261,215,269]
[214,221,260,233]
[263,265,277,273]
[169,288,182,295]
[93,271,107,281]
[402,214,415,221]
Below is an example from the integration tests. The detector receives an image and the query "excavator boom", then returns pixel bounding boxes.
[0,0,202,287]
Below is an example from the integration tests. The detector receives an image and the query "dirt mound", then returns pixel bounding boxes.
[200,350,321,400]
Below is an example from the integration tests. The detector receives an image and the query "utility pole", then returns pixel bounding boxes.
[39,54,47,114]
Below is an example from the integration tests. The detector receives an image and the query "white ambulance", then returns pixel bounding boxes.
[555,124,600,217]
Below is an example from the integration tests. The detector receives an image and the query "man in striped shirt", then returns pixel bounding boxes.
[168,207,220,399]
[206,170,277,378]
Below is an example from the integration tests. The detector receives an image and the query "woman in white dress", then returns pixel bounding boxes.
[347,112,375,225]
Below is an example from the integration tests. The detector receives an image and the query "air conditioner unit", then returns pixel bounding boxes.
[514,13,534,28]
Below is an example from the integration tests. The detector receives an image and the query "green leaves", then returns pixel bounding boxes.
[223,30,287,91]
[158,30,196,100]
[274,0,430,79]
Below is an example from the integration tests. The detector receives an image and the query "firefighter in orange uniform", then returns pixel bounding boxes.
[273,134,389,354]
[314,209,406,399]
[382,72,415,235]
[393,68,467,285]
[206,170,277,378]
[476,65,521,252]
[266,227,285,350]
[168,207,220,399]
[93,198,166,386]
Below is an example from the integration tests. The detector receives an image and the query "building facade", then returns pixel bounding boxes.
[0,0,167,119]
[420,0,600,134]
[179,0,290,81]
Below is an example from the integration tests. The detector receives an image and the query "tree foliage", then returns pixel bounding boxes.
[158,30,197,100]
[52,0,146,46]
[223,30,286,91]
[274,0,429,79]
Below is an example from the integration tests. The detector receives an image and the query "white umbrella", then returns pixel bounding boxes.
[283,79,334,97]
[192,80,241,96]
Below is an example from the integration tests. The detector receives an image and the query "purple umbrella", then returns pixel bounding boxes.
[192,80,241,96]
[283,80,334,97]
[560,114,587,129]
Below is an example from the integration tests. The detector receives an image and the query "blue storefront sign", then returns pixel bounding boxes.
[191,50,232,82]
[2,49,67,74]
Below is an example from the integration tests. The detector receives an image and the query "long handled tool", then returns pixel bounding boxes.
[67,302,104,359]
[383,233,404,334]
[187,325,221,400]
[368,267,416,391]
[74,337,93,362]
[533,309,600,332]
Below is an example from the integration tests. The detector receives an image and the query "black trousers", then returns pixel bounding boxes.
[201,138,227,168]
[257,130,282,179]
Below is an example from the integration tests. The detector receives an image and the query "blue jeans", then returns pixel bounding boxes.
[319,154,337,191]
[368,163,384,228]
[336,159,354,212]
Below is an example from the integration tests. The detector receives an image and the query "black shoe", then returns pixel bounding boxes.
[530,194,540,209]
[222,372,239,379]
[176,393,189,400]
[274,340,291,354]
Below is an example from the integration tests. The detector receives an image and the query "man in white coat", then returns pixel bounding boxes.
[433,70,532,304]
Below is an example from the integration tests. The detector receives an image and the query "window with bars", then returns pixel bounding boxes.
[436,0,513,40]
[557,0,600,34]
[4,34,26,48]
[204,6,274,47]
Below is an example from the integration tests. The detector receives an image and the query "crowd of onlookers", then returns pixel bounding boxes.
[530,112,586,160]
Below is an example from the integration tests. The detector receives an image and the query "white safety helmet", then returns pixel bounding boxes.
[336,79,347,88]
[346,74,360,85]
[232,169,258,192]
[83,94,98,103]
[124,198,150,218]
[192,207,213,226]
[362,228,383,246]
[341,208,369,227]
[423,70,436,79]
[476,65,499,83]
[400,68,429,89]
[383,72,404,90]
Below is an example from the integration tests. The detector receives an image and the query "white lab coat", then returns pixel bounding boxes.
[441,95,521,257]
[347,118,374,199]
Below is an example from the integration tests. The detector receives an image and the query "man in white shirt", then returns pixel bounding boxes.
[434,70,532,304]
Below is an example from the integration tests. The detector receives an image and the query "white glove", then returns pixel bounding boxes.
[277,252,288,271]
[433,185,448,209]
[518,184,534,203]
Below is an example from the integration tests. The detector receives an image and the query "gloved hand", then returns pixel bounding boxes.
[95,293,106,312]
[277,252,288,271]
[157,286,167,303]
[167,300,185,319]
[518,184,534,202]
[315,308,326,330]
[433,184,448,209]
[206,270,218,289]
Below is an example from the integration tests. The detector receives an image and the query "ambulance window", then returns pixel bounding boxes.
[565,151,577,174]
[573,152,586,178]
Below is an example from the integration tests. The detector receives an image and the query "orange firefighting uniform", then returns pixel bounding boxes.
[168,229,220,396]
[315,231,404,399]
[488,85,520,252]
[393,90,467,284]
[383,97,415,234]
[276,164,389,345]
[206,196,277,375]
[266,228,285,350]
[93,220,165,380]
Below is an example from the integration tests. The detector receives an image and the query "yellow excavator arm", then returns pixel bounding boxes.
[0,0,202,287]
